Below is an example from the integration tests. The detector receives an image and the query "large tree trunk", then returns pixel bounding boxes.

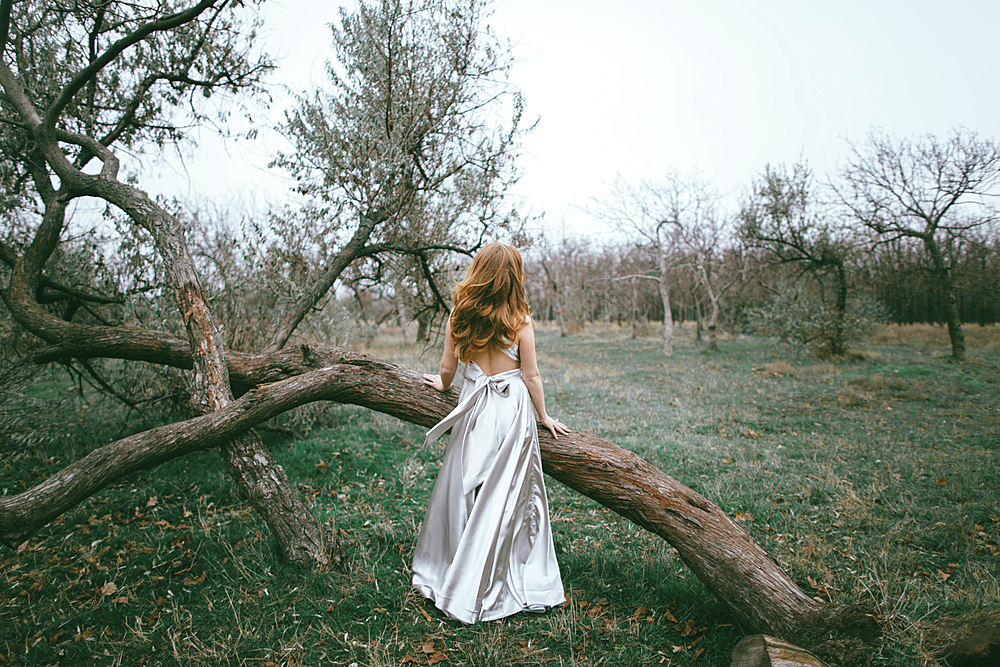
[217,432,340,569]
[0,345,878,656]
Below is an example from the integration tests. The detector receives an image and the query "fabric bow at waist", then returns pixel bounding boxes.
[424,363,521,446]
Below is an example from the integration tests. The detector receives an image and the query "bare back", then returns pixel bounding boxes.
[467,322,528,376]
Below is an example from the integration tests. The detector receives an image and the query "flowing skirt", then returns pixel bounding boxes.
[412,363,565,623]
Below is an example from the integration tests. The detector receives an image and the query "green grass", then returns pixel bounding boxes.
[2,324,999,666]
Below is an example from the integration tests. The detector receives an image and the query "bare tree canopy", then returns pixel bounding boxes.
[740,162,859,355]
[588,172,721,356]
[835,128,1000,361]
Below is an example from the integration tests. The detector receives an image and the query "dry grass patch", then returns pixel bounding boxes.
[845,373,931,402]
[760,360,795,377]
[867,323,1000,350]
[801,362,840,378]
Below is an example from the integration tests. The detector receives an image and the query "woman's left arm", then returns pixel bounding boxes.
[518,323,570,438]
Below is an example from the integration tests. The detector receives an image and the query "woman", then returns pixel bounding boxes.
[413,242,569,624]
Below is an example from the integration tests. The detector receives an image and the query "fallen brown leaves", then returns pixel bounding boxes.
[401,640,448,665]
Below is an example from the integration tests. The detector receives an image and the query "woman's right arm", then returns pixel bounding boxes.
[424,317,458,392]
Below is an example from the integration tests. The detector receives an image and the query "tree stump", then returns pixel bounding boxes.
[731,635,828,667]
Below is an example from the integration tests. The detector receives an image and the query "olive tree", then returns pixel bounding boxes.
[266,0,528,352]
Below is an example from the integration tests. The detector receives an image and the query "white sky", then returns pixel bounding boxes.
[151,0,1000,234]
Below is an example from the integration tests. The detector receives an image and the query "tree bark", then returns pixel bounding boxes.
[217,432,340,569]
[0,345,878,650]
[924,610,1000,667]
[924,235,967,361]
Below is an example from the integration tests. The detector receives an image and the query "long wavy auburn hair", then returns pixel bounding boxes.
[450,243,531,363]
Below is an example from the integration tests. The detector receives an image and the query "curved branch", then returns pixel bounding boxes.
[0,239,120,304]
[418,250,449,312]
[53,127,119,179]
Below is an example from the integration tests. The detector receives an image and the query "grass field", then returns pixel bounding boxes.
[1,323,998,666]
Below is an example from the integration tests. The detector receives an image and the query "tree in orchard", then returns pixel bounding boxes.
[835,128,1000,361]
[267,0,529,353]
[740,162,860,357]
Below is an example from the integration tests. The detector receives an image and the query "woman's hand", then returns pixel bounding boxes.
[423,373,448,392]
[540,415,571,439]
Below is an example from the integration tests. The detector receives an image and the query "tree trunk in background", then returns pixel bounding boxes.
[541,259,568,337]
[397,298,412,345]
[830,262,848,356]
[658,276,674,356]
[700,267,721,351]
[694,295,704,343]
[417,313,430,342]
[656,246,675,356]
[924,236,966,361]
[631,278,638,339]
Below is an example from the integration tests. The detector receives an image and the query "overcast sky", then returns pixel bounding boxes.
[151,0,1000,233]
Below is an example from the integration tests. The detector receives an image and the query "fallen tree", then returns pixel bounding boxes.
[0,0,525,570]
[0,344,880,662]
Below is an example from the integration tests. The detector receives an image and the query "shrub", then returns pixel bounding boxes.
[746,287,888,356]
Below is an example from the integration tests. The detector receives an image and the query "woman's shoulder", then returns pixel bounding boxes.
[513,317,533,341]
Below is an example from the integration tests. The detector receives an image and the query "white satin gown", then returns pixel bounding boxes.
[412,343,565,623]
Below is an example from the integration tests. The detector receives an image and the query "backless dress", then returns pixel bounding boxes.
[411,341,565,623]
